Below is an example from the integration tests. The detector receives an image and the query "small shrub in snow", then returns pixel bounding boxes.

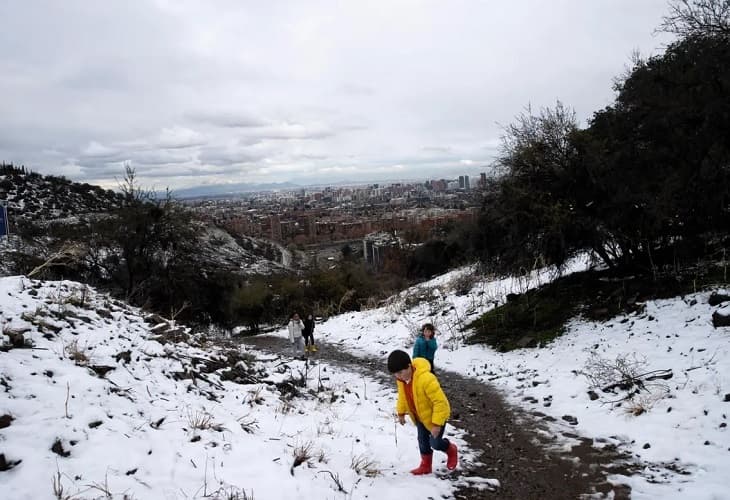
[350,453,380,477]
[579,352,673,409]
[64,339,89,365]
[186,408,217,431]
[291,441,314,471]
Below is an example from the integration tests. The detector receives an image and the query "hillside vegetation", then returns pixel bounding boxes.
[432,3,730,348]
[2,2,729,344]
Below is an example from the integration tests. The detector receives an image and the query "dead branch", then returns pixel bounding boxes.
[28,243,85,278]
[601,369,673,393]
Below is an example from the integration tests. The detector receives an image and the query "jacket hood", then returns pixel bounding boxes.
[412,357,431,373]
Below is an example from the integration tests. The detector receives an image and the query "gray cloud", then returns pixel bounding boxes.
[198,147,265,167]
[0,0,674,191]
[187,111,269,129]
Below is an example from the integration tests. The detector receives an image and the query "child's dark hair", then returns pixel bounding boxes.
[421,323,435,334]
[387,350,411,373]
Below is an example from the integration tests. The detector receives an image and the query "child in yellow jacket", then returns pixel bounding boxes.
[387,349,458,475]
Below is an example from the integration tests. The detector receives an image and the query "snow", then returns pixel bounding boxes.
[309,261,730,499]
[0,277,471,499]
[1,259,729,499]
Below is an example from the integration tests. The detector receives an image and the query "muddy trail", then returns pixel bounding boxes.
[239,335,639,500]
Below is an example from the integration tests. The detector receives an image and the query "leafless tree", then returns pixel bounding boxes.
[658,0,730,38]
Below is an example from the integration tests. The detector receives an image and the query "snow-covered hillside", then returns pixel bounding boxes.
[2,262,729,499]
[0,276,473,499]
[308,265,730,499]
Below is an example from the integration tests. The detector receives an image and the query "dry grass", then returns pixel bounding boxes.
[316,448,328,464]
[186,409,216,430]
[51,468,72,500]
[317,470,346,493]
[64,340,89,365]
[350,453,380,477]
[244,386,265,406]
[210,486,255,499]
[237,414,259,434]
[275,400,294,415]
[291,441,313,469]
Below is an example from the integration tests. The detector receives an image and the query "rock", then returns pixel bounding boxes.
[88,365,116,378]
[145,313,168,325]
[51,439,70,457]
[588,390,599,401]
[708,292,730,306]
[712,311,730,328]
[0,414,13,429]
[561,415,578,425]
[7,331,25,348]
[0,453,22,471]
[115,350,132,364]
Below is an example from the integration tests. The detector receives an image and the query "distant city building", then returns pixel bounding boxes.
[480,172,487,189]
[458,175,470,190]
[270,214,282,241]
[363,232,400,268]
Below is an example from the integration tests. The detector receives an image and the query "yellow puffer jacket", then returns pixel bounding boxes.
[395,357,451,426]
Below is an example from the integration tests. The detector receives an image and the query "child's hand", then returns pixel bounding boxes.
[398,414,406,425]
[430,424,442,437]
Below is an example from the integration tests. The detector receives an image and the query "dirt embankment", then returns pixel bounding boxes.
[239,335,637,500]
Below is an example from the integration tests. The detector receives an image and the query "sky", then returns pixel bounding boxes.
[0,1,674,193]
[1,259,729,499]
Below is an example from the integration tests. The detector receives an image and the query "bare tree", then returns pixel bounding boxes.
[658,0,730,38]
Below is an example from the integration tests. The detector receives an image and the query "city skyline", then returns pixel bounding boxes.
[1,1,673,192]
[171,170,482,199]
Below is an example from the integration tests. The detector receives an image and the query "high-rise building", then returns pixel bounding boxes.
[270,214,282,241]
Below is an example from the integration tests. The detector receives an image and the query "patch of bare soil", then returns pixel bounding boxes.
[239,335,640,499]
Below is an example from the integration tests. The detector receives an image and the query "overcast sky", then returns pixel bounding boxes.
[0,1,674,192]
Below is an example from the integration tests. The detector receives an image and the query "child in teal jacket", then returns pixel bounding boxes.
[412,323,437,371]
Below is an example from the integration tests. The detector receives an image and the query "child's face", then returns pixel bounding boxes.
[393,365,413,383]
[423,327,434,338]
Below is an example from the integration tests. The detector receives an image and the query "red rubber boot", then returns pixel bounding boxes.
[410,454,433,475]
[446,442,458,470]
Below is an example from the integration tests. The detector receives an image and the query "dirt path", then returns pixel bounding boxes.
[239,335,637,499]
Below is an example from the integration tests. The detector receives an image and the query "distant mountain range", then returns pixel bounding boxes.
[168,181,302,199]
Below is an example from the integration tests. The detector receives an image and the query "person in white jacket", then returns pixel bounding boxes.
[288,312,305,355]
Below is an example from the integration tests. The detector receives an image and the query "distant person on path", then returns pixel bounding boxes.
[303,313,317,352]
[288,312,305,355]
[413,323,437,372]
[387,349,458,475]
